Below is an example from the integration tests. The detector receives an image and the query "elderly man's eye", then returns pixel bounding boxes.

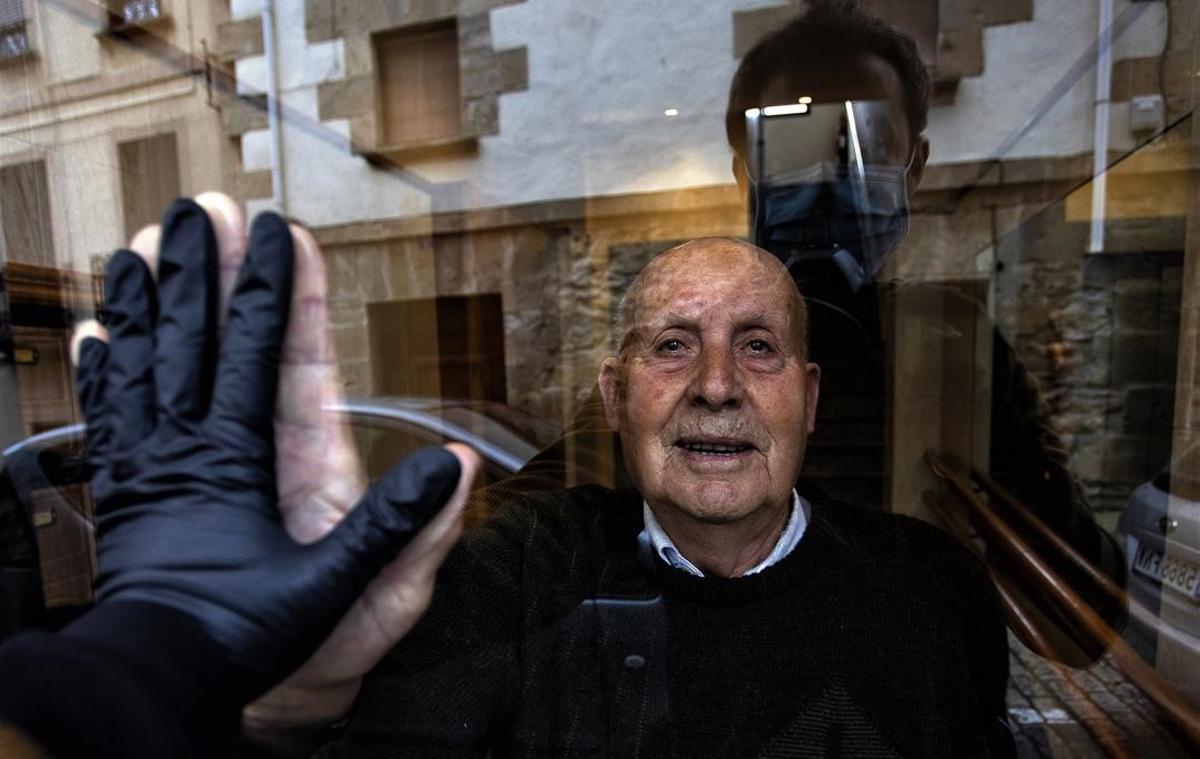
[658,338,685,353]
[747,339,773,354]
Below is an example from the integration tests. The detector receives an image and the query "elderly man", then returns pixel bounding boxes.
[318,237,1012,757]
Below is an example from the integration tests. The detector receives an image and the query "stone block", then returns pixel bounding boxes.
[341,34,375,78]
[919,160,997,191]
[1103,217,1186,254]
[463,95,499,136]
[1081,255,1115,290]
[1111,332,1160,384]
[1070,436,1109,487]
[348,114,377,154]
[355,245,393,301]
[1167,0,1196,53]
[997,208,1087,267]
[215,16,264,61]
[1120,385,1175,435]
[460,52,501,98]
[457,13,492,54]
[1114,280,1164,332]
[1111,56,1162,102]
[395,0,460,28]
[336,2,403,36]
[1001,154,1091,185]
[496,46,528,93]
[1161,50,1196,102]
[221,94,268,136]
[339,359,371,396]
[327,249,364,299]
[894,207,992,281]
[462,0,527,14]
[1076,333,1112,389]
[328,295,367,329]
[937,0,983,32]
[929,79,959,107]
[1056,388,1114,438]
[1100,434,1154,486]
[306,0,337,43]
[935,26,984,82]
[331,323,369,362]
[1109,252,1160,281]
[382,238,437,300]
[317,74,373,121]
[981,0,1032,26]
[233,169,272,201]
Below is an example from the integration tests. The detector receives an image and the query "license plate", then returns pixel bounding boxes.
[1132,540,1200,600]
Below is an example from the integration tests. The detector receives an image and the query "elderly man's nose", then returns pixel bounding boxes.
[690,349,743,410]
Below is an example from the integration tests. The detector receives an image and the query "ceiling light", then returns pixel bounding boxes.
[762,103,809,116]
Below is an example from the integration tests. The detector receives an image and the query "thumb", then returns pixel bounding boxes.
[308,446,463,591]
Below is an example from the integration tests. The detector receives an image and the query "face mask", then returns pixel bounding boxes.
[752,160,910,293]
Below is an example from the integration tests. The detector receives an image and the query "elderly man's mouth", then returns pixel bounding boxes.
[674,439,757,467]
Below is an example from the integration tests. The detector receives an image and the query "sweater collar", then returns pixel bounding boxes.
[638,491,809,577]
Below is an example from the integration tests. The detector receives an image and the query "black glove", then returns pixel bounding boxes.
[0,200,461,757]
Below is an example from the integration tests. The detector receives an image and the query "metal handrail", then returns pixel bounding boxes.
[971,466,1126,603]
[924,451,1200,746]
[922,490,1132,758]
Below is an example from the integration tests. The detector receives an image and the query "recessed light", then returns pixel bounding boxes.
[762,103,809,116]
[664,108,679,117]
[798,96,813,104]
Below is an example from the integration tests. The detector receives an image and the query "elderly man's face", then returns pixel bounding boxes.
[599,241,820,527]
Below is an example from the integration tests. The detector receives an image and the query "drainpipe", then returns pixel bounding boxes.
[1088,0,1113,253]
[261,0,287,214]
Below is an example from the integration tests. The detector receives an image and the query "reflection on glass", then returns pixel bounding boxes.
[0,0,1198,755]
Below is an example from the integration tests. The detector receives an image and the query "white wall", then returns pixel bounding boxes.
[242,0,1169,225]
[925,0,1167,163]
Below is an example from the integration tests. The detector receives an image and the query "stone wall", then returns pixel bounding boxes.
[994,194,1184,517]
[313,185,745,429]
[316,152,1188,520]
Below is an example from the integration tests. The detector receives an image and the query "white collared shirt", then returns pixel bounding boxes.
[637,490,809,577]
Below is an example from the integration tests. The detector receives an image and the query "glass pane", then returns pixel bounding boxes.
[1,1,1198,755]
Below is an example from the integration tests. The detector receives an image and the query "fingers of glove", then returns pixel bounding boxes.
[195,192,247,327]
[153,198,220,427]
[264,447,479,690]
[210,212,294,438]
[101,250,159,451]
[306,446,471,600]
[71,321,111,455]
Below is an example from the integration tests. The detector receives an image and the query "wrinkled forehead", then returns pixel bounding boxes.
[630,247,800,333]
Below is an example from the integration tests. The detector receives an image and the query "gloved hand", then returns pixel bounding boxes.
[0,199,474,758]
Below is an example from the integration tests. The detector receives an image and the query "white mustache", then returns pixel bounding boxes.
[664,415,769,450]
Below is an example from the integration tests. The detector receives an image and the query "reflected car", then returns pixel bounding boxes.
[1115,446,1200,665]
[0,396,558,635]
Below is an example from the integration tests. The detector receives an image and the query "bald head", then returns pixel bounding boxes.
[598,237,821,563]
[613,237,807,359]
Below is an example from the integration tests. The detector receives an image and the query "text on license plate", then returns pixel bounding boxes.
[1133,540,1200,600]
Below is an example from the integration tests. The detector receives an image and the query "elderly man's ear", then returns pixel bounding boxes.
[598,357,623,432]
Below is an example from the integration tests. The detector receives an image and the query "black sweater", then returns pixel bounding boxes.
[323,483,1012,758]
